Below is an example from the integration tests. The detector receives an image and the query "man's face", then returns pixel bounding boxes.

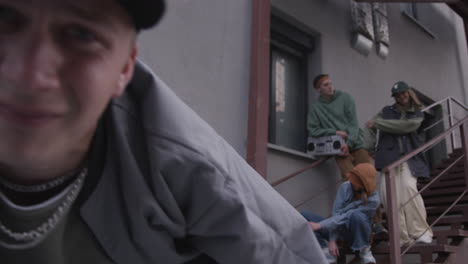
[0,0,137,179]
[316,79,334,98]
[394,91,410,107]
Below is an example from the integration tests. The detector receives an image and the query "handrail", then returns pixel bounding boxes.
[382,116,468,174]
[271,96,468,236]
[421,96,468,112]
[421,96,468,150]
[383,115,468,264]
[400,154,464,210]
[270,157,329,187]
[449,96,468,111]
[294,178,341,208]
[273,97,468,189]
[402,179,468,257]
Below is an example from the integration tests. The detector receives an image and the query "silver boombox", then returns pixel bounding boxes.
[307,135,345,157]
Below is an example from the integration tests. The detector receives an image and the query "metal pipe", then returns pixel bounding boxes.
[461,123,468,187]
[386,169,402,264]
[246,0,271,177]
[270,158,328,187]
[451,96,468,111]
[421,97,449,112]
[448,99,456,150]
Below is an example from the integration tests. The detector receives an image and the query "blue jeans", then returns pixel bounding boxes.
[301,211,329,248]
[301,210,372,251]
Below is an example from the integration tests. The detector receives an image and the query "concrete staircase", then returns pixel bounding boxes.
[337,149,468,263]
[371,149,468,264]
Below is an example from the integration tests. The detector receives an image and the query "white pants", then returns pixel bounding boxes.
[379,162,433,245]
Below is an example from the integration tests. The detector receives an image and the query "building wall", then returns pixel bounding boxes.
[136,0,252,157]
[134,0,468,216]
[269,0,468,214]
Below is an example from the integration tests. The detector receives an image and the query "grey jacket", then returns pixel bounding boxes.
[79,61,326,264]
[374,105,429,178]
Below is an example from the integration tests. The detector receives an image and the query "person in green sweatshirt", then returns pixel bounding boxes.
[308,74,372,181]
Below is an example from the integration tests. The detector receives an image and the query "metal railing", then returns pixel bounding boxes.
[269,95,468,262]
[422,96,468,151]
[270,158,329,187]
[272,97,468,209]
[270,157,340,208]
[383,111,468,264]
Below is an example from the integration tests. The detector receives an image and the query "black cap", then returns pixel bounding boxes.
[391,81,410,97]
[117,0,166,30]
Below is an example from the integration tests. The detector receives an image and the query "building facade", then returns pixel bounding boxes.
[137,0,468,216]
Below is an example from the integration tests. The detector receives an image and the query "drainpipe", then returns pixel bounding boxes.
[247,0,271,178]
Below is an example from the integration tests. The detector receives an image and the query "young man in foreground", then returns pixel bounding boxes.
[0,0,326,263]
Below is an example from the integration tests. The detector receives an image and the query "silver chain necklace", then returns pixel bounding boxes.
[0,168,80,193]
[0,167,87,250]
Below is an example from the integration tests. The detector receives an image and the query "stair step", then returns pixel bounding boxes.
[431,167,464,177]
[422,186,466,198]
[424,173,466,185]
[433,159,464,168]
[433,229,468,244]
[433,160,464,169]
[451,148,464,155]
[426,204,468,216]
[372,243,458,254]
[427,215,468,226]
[437,173,466,181]
[419,179,466,190]
[374,149,466,264]
[424,194,468,206]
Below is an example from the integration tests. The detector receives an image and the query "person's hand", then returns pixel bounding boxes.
[335,130,348,140]
[328,240,340,257]
[308,221,321,231]
[366,120,374,129]
[339,143,349,156]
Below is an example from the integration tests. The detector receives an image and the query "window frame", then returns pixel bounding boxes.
[267,15,314,153]
[401,3,437,39]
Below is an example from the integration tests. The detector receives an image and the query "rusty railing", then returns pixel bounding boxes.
[383,115,468,264]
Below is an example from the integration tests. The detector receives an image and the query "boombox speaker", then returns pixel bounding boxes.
[307,135,344,157]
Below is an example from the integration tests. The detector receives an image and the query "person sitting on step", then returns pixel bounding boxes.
[301,163,380,264]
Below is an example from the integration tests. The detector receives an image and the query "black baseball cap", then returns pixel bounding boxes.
[117,0,166,30]
[391,81,410,97]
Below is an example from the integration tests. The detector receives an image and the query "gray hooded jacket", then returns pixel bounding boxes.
[78,61,326,264]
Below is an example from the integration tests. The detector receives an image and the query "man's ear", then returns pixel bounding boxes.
[113,46,138,98]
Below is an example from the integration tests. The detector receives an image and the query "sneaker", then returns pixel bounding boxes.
[359,247,376,264]
[372,222,388,234]
[415,233,433,244]
[321,247,336,263]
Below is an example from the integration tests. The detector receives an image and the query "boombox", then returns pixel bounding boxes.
[307,135,345,157]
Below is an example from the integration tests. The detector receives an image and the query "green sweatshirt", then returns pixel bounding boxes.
[363,104,424,152]
[308,90,364,151]
[371,105,423,134]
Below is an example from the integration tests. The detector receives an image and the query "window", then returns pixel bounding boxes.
[403,3,418,20]
[401,3,436,38]
[268,16,313,152]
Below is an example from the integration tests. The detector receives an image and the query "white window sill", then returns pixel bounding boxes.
[267,143,316,160]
